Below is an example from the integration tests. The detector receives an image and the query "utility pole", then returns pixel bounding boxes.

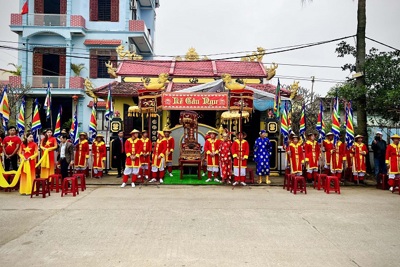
[310,76,315,104]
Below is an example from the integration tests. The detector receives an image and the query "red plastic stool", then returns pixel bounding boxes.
[245,169,255,184]
[30,178,51,198]
[290,175,307,194]
[72,173,86,191]
[283,173,292,191]
[314,174,327,190]
[376,174,388,190]
[3,174,17,192]
[61,177,79,197]
[48,174,62,193]
[325,176,341,194]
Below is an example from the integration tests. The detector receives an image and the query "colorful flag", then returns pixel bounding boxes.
[70,108,79,145]
[331,97,341,146]
[0,86,10,130]
[31,98,42,132]
[299,102,306,141]
[44,81,51,120]
[89,101,97,141]
[316,100,326,144]
[345,101,355,149]
[17,97,25,137]
[21,1,28,15]
[105,84,113,121]
[280,102,290,147]
[273,79,281,118]
[54,105,62,140]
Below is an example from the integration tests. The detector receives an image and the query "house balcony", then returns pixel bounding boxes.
[10,14,86,35]
[31,75,66,88]
[28,76,85,96]
[128,20,153,55]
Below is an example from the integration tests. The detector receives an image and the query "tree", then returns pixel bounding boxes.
[302,0,367,140]
[1,63,22,76]
[0,84,32,126]
[330,43,400,125]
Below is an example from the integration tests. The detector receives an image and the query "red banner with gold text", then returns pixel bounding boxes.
[162,93,228,110]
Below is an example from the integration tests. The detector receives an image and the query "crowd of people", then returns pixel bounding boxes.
[1,125,399,194]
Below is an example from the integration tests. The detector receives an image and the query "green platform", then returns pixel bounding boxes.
[162,170,222,185]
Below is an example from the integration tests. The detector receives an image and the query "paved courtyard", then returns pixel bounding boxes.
[0,185,399,267]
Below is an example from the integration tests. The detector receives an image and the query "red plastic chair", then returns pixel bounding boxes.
[314,173,327,191]
[48,174,62,193]
[72,173,86,191]
[325,176,341,194]
[61,177,79,197]
[30,178,51,198]
[245,169,255,184]
[290,175,307,195]
[283,173,292,191]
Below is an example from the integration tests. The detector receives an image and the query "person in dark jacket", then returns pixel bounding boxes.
[112,130,126,178]
[371,131,387,179]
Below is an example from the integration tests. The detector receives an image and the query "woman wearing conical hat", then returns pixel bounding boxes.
[352,135,367,182]
[385,134,400,191]
[75,132,89,176]
[287,134,304,175]
[121,130,142,188]
[149,131,168,183]
[163,127,175,177]
[322,132,335,175]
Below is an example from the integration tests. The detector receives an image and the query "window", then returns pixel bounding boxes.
[90,0,119,22]
[89,49,117,78]
[97,110,106,130]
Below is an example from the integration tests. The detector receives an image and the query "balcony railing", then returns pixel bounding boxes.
[31,76,66,88]
[129,20,153,46]
[10,14,86,28]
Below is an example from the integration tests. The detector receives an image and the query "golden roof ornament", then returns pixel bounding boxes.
[116,45,143,60]
[143,73,169,90]
[221,73,246,90]
[84,78,98,102]
[105,60,117,78]
[265,63,278,80]
[184,47,200,61]
[290,81,300,99]
[241,47,266,62]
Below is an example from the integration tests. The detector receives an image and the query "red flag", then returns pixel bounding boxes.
[21,1,28,15]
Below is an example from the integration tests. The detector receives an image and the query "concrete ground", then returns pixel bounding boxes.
[0,185,399,267]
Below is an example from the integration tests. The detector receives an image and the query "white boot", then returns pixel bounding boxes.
[160,178,164,184]
[120,183,126,188]
[131,182,135,188]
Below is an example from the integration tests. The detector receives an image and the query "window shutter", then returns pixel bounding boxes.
[33,51,43,75]
[34,0,44,13]
[90,50,98,78]
[59,51,66,76]
[60,0,67,14]
[110,0,119,22]
[90,0,98,21]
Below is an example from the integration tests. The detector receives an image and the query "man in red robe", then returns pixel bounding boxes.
[331,133,346,180]
[121,129,142,188]
[164,127,175,177]
[352,135,368,182]
[231,132,249,186]
[288,135,304,175]
[140,130,152,180]
[323,132,334,175]
[150,131,167,183]
[75,132,89,176]
[304,133,320,181]
[218,131,232,184]
[204,130,221,183]
[386,134,400,191]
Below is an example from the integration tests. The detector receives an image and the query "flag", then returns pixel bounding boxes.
[0,85,10,130]
[280,102,290,147]
[89,101,97,141]
[331,97,341,146]
[54,105,62,140]
[70,108,79,145]
[273,79,281,118]
[316,100,326,144]
[105,84,113,121]
[44,81,52,120]
[299,102,306,141]
[17,97,25,137]
[21,1,28,15]
[345,101,355,149]
[31,98,42,132]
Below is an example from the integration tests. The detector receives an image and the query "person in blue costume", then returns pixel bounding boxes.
[254,130,272,184]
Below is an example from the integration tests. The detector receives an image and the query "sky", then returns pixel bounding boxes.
[1,0,399,95]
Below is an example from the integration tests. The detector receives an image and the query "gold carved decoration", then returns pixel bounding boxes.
[221,73,246,90]
[116,45,143,60]
[241,47,266,62]
[290,81,300,99]
[185,47,200,61]
[84,78,98,102]
[143,73,169,90]
[105,60,117,78]
[265,63,278,80]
